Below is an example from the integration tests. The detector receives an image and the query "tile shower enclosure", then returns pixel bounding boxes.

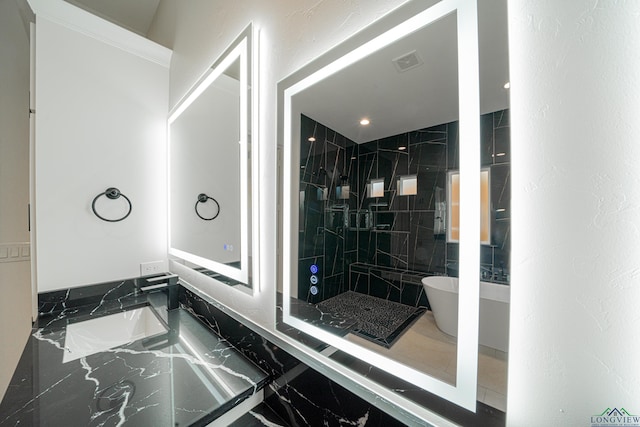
[298,110,510,307]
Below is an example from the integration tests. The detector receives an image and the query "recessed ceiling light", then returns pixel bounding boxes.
[308,136,316,142]
[360,118,370,126]
[496,152,506,157]
[398,146,407,151]
[503,82,510,89]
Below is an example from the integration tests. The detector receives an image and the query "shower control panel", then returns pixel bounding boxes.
[309,264,320,296]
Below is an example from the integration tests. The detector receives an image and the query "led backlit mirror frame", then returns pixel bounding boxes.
[280,0,480,410]
[169,24,253,288]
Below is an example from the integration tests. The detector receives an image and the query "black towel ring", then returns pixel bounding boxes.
[195,193,220,221]
[92,187,132,222]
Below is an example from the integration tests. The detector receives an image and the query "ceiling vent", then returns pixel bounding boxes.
[392,50,424,73]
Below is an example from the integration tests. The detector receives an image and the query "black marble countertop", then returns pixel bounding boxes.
[0,292,268,426]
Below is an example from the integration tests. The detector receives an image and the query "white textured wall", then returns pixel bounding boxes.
[508,1,640,425]
[0,0,33,401]
[34,16,169,291]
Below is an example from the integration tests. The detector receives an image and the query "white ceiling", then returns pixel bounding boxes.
[293,0,510,144]
[61,0,508,145]
[64,0,160,36]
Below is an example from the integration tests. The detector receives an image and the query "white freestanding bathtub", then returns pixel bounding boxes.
[422,276,510,353]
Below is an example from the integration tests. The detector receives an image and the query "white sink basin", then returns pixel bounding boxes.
[63,306,167,363]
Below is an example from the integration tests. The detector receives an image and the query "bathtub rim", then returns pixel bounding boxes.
[421,275,510,304]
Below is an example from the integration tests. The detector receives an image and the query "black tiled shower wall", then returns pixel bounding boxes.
[298,115,356,303]
[448,109,511,281]
[299,110,510,306]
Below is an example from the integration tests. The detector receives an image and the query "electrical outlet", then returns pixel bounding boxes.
[140,261,165,276]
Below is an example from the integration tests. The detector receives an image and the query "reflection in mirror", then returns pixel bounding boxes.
[447,168,491,245]
[294,9,461,386]
[290,6,464,400]
[279,0,509,417]
[169,25,252,288]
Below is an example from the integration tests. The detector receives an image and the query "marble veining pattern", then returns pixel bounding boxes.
[37,279,141,318]
[182,287,406,426]
[5,281,417,426]
[1,295,268,426]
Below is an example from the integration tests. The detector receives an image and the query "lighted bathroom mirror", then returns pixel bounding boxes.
[278,0,490,411]
[169,24,253,288]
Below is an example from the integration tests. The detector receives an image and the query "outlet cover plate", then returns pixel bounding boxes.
[140,260,166,276]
